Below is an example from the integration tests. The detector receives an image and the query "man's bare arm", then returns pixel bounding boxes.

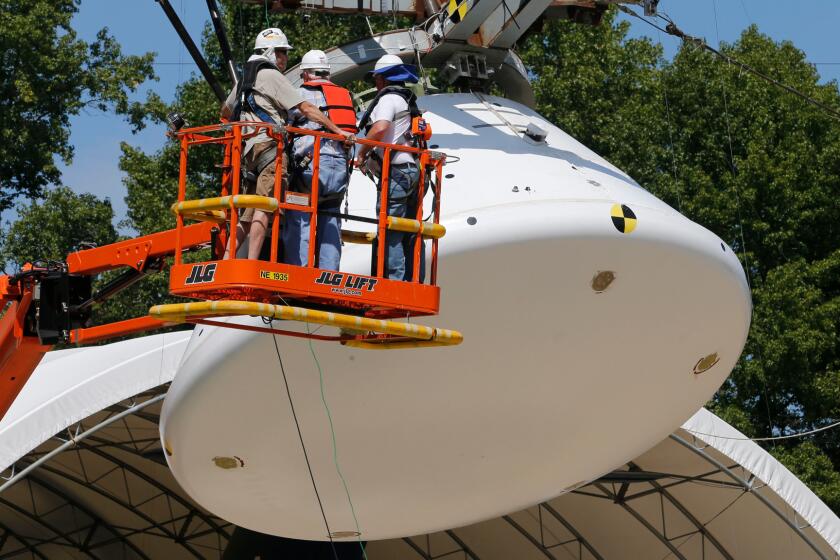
[296,101,353,140]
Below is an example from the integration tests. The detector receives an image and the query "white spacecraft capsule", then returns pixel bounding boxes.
[160,92,752,541]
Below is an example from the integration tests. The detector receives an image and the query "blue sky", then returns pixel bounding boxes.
[7,0,839,230]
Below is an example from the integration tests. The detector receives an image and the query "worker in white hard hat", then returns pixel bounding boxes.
[282,50,358,271]
[220,29,354,261]
[355,54,426,281]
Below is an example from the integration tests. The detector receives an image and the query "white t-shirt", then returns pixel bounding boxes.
[368,93,415,166]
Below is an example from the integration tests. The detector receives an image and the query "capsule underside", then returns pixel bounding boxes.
[160,93,751,541]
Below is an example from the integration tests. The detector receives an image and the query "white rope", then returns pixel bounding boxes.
[685,419,840,442]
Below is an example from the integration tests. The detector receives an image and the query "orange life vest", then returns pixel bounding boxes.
[302,80,358,134]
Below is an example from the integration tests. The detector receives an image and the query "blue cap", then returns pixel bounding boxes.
[371,63,420,84]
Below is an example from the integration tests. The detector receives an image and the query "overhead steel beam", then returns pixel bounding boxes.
[486,0,552,48]
[626,461,734,560]
[670,434,831,560]
[25,472,150,560]
[592,482,689,560]
[206,0,238,86]
[32,462,205,559]
[0,495,97,559]
[74,442,230,541]
[155,0,227,102]
[442,0,505,41]
[0,519,49,560]
[502,515,560,560]
[402,536,434,559]
[444,530,482,560]
[540,502,605,560]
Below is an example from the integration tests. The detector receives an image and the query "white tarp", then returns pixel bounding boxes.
[683,408,840,555]
[1,332,838,558]
[0,331,191,472]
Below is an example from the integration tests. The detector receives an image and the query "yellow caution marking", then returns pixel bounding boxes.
[447,0,470,23]
[610,203,637,234]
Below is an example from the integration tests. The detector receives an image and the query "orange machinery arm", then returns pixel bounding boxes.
[0,222,216,420]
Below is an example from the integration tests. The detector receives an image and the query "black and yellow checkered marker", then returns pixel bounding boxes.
[610,203,637,234]
[447,0,470,23]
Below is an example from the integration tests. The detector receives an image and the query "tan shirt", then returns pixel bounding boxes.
[224,61,303,155]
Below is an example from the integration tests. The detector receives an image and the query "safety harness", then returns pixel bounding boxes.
[357,85,426,147]
[231,58,282,182]
[357,85,433,203]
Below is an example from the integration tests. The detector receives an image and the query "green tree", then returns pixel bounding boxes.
[0,0,158,212]
[1,186,116,269]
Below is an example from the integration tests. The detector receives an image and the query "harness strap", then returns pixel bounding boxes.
[232,58,280,122]
[246,92,277,125]
[252,145,278,176]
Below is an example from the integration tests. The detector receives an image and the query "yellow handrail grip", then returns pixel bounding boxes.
[341,230,377,244]
[179,209,227,224]
[171,195,278,216]
[341,339,457,350]
[148,300,463,346]
[386,217,446,239]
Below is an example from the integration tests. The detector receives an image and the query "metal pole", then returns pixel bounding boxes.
[205,0,238,86]
[155,0,227,102]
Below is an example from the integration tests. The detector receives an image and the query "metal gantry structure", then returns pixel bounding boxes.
[1,386,833,559]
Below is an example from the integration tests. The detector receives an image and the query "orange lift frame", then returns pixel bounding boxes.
[0,122,460,420]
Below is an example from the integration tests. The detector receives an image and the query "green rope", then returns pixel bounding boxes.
[264,0,271,26]
[306,324,368,559]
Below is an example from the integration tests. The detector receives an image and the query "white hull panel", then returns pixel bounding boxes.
[160,94,751,540]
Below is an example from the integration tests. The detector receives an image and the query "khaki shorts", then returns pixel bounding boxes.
[240,141,287,223]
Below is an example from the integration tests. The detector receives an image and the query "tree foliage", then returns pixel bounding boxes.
[0,0,157,212]
[0,186,116,270]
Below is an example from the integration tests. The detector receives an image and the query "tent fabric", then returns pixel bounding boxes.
[683,408,840,555]
[0,331,191,472]
[1,334,839,558]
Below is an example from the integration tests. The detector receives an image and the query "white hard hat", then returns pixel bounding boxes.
[300,49,330,71]
[254,28,292,51]
[373,54,403,72]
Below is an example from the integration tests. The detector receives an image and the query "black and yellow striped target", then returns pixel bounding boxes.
[610,203,637,234]
[447,0,470,23]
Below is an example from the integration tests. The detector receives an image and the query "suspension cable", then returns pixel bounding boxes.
[685,419,840,442]
[270,326,340,560]
[618,5,840,122]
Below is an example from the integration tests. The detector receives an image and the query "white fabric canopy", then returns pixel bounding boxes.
[0,334,838,558]
[0,331,191,472]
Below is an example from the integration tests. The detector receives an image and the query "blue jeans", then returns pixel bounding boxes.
[282,154,348,270]
[376,163,425,282]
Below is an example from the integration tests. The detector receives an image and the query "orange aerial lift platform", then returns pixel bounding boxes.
[0,122,462,420]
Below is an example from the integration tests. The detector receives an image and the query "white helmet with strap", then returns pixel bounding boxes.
[254,28,292,53]
[300,49,330,72]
